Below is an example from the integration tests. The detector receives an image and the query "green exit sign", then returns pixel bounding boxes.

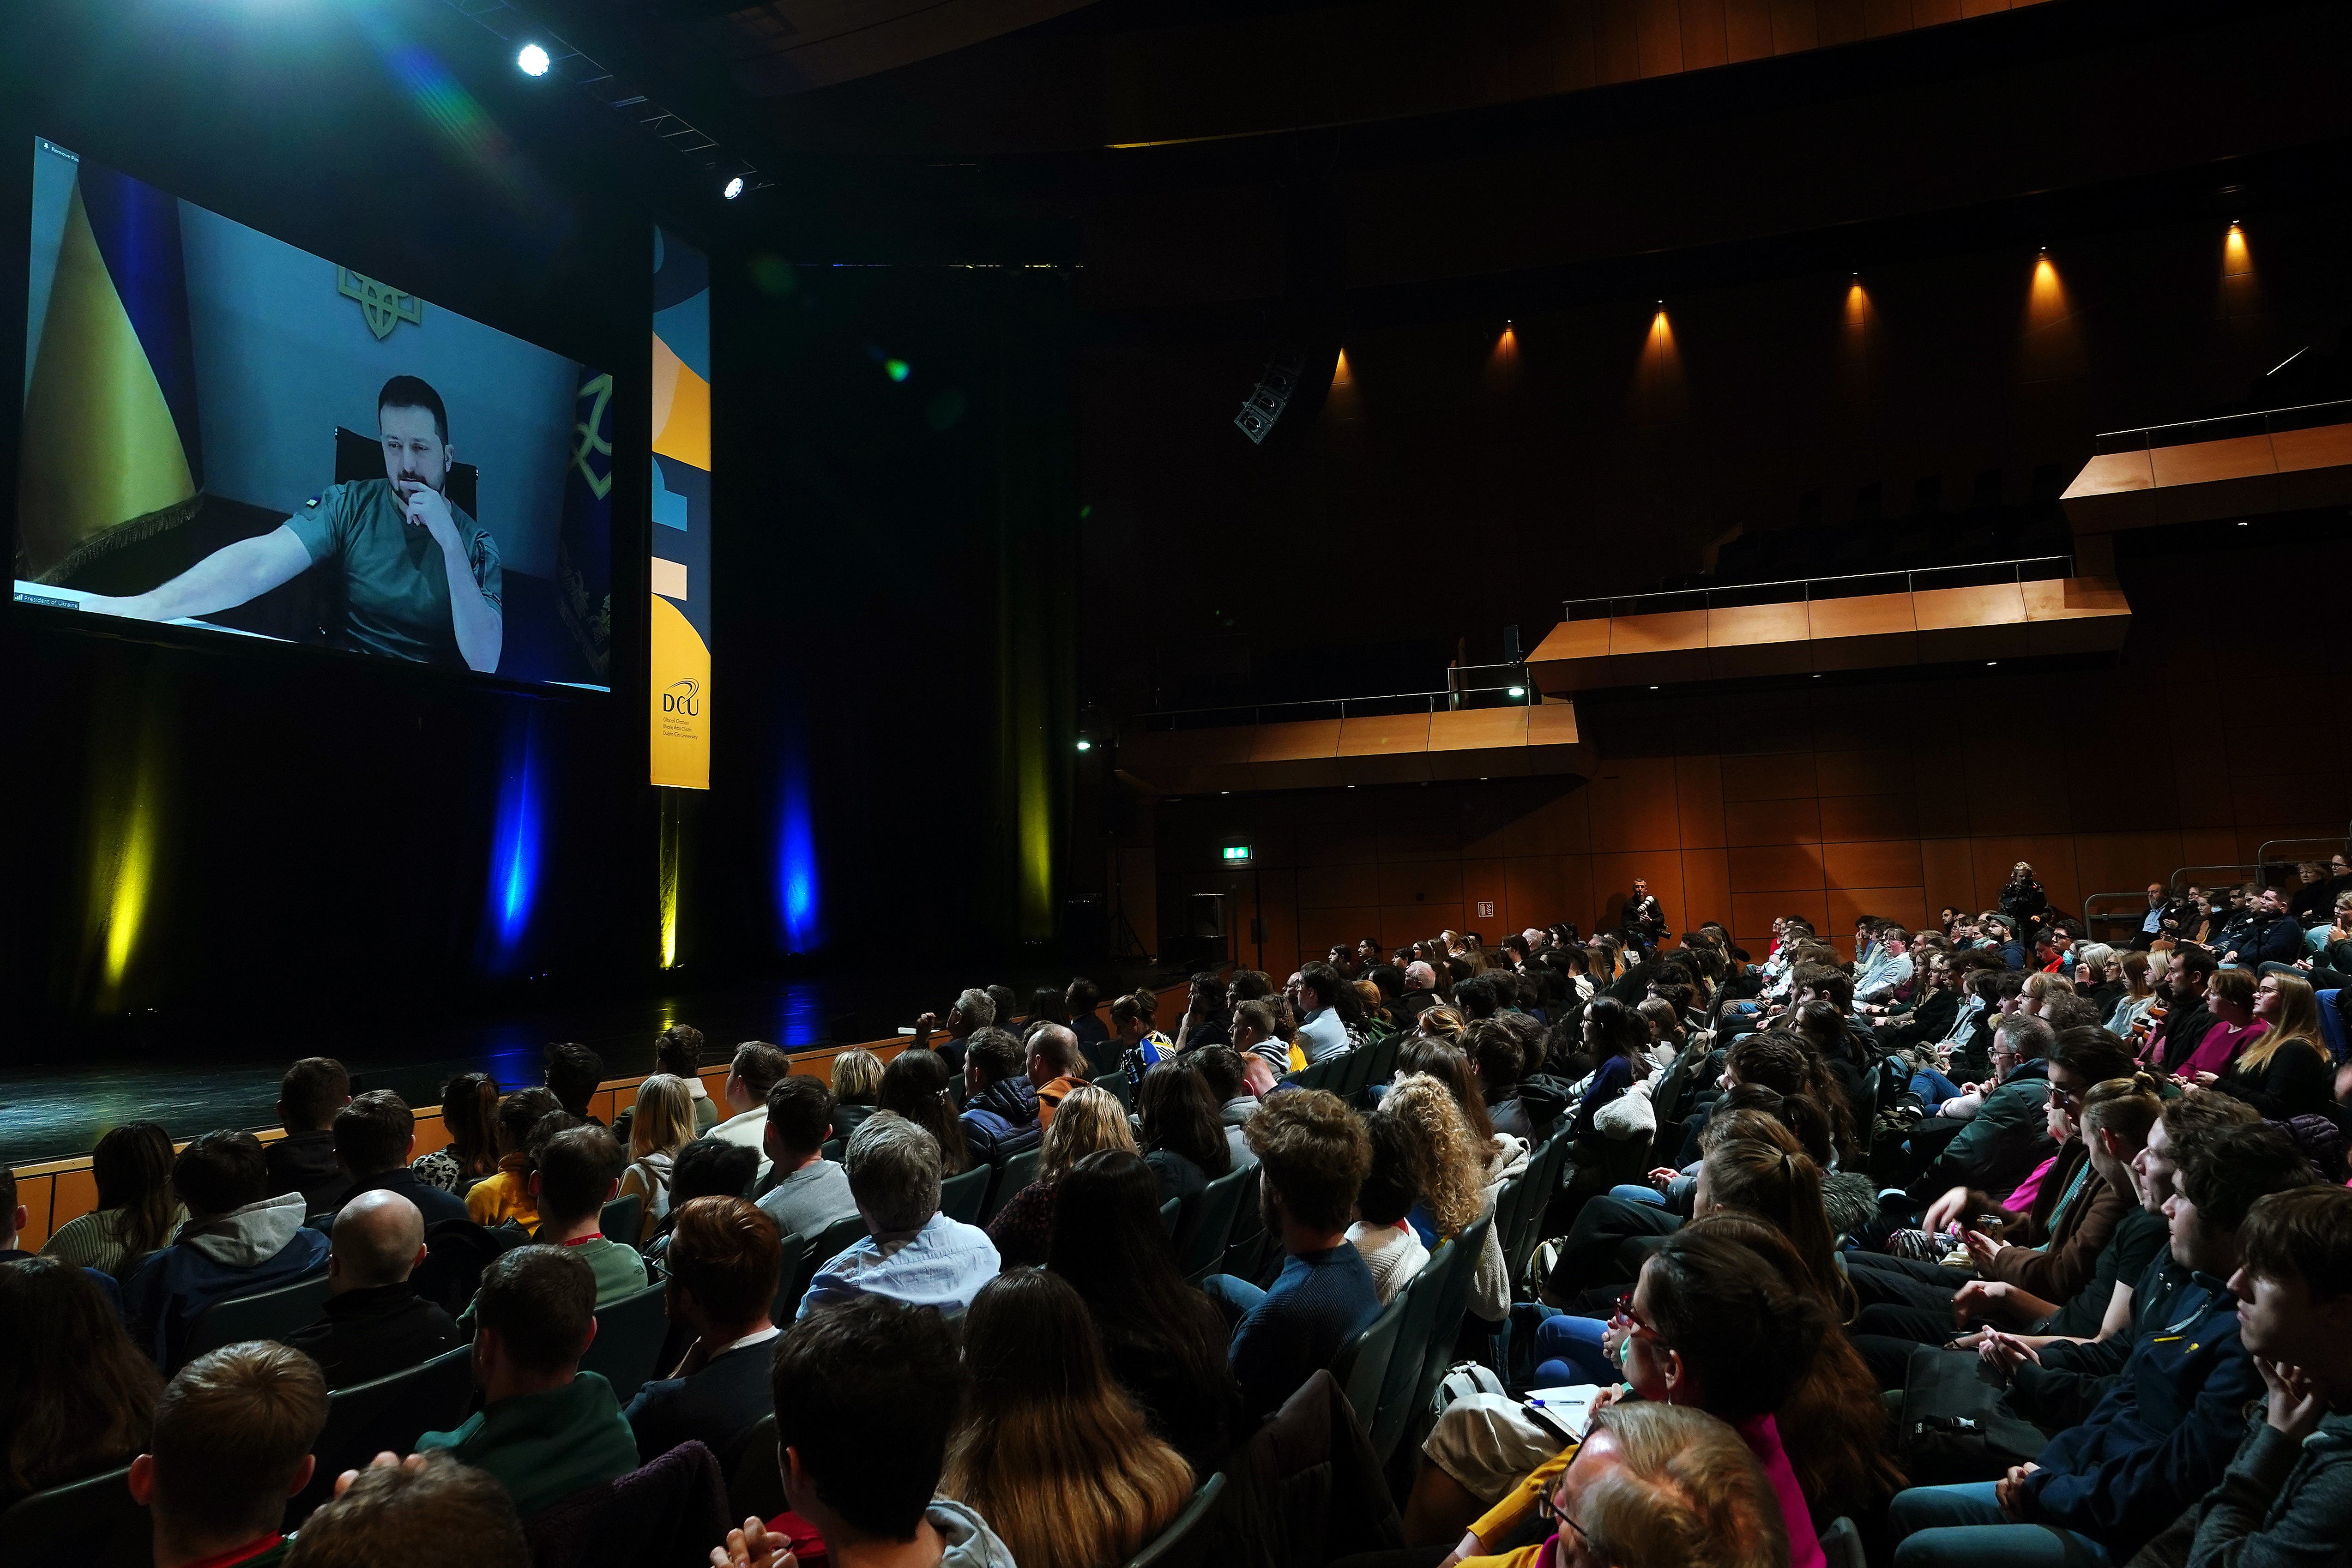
[1221,845,1254,864]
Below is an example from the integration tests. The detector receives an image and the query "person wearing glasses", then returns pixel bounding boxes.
[1525,1400,1789,1568]
[1423,1221,1849,1568]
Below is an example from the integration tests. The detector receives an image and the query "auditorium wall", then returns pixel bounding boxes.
[1145,540,2352,978]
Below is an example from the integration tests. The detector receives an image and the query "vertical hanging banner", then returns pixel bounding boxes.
[649,228,712,789]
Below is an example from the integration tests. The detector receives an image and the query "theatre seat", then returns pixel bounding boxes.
[0,1465,149,1568]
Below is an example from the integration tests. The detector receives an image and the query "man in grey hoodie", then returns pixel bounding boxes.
[123,1129,331,1369]
[711,1294,1014,1568]
[2135,1182,2352,1568]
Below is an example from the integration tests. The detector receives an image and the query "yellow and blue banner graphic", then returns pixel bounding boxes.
[18,145,206,583]
[650,227,711,790]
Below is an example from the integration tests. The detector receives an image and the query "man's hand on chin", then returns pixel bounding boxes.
[397,480,461,552]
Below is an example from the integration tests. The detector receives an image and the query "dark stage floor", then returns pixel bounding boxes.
[0,959,1184,1166]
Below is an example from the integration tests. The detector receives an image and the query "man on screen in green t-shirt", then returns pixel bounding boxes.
[91,375,503,673]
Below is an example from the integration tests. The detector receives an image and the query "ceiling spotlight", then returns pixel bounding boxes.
[1648,685,1659,691]
[516,43,551,76]
[1985,661,2000,667]
[1074,738,1092,752]
[722,175,746,201]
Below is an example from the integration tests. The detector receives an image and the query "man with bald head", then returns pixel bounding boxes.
[286,1188,461,1387]
[1026,1023,1088,1129]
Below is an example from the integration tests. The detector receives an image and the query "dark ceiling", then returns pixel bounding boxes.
[490,0,2351,318]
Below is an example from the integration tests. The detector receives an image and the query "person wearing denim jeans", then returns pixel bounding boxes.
[1887,1122,2322,1568]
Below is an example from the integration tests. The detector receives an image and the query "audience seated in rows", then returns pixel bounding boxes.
[1887,1119,2325,1567]
[1026,1023,1089,1128]
[757,1074,859,1240]
[1046,1149,1242,1479]
[523,1124,648,1304]
[1202,1088,1379,1420]
[413,1073,502,1193]
[799,1113,999,1319]
[286,1188,462,1388]
[418,1245,639,1517]
[284,1450,529,1568]
[942,1267,1192,1568]
[124,1130,331,1370]
[959,1028,1043,1166]
[37,1120,185,1276]
[987,1084,1137,1269]
[831,1048,887,1142]
[1346,1111,1431,1303]
[712,1296,1015,1568]
[131,1342,329,1568]
[879,1045,974,1175]
[622,1194,781,1470]
[265,1057,353,1217]
[16,902,2352,1568]
[315,1090,469,1229]
[0,1255,162,1508]
[466,1088,561,1230]
[615,1072,696,1242]
[711,1042,792,1181]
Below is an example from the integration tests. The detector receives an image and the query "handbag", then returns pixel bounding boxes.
[1897,1343,2050,1485]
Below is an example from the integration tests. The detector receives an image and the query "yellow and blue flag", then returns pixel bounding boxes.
[18,156,205,583]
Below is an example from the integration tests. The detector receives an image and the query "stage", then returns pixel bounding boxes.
[0,959,1183,1167]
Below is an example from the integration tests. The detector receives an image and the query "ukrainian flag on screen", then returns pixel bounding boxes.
[17,156,205,584]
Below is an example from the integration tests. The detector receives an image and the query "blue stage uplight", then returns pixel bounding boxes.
[777,740,820,953]
[778,983,823,1048]
[482,717,543,975]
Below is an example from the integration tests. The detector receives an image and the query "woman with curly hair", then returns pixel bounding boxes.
[1378,1075,1486,1242]
[1379,1072,1523,1325]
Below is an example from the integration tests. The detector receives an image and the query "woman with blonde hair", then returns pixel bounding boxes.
[618,1073,694,1242]
[2105,950,2161,1039]
[986,1086,1137,1268]
[943,1267,1194,1568]
[829,1048,884,1142]
[2019,970,2075,1018]
[2207,972,2333,1118]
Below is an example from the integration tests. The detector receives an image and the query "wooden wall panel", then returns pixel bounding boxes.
[1674,755,1727,848]
[1153,717,2347,976]
[1728,844,1825,891]
[1463,859,1513,935]
[1723,0,1775,60]
[14,1174,54,1250]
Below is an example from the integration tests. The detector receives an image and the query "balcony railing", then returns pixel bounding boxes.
[2092,396,2352,456]
[1560,555,2076,623]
